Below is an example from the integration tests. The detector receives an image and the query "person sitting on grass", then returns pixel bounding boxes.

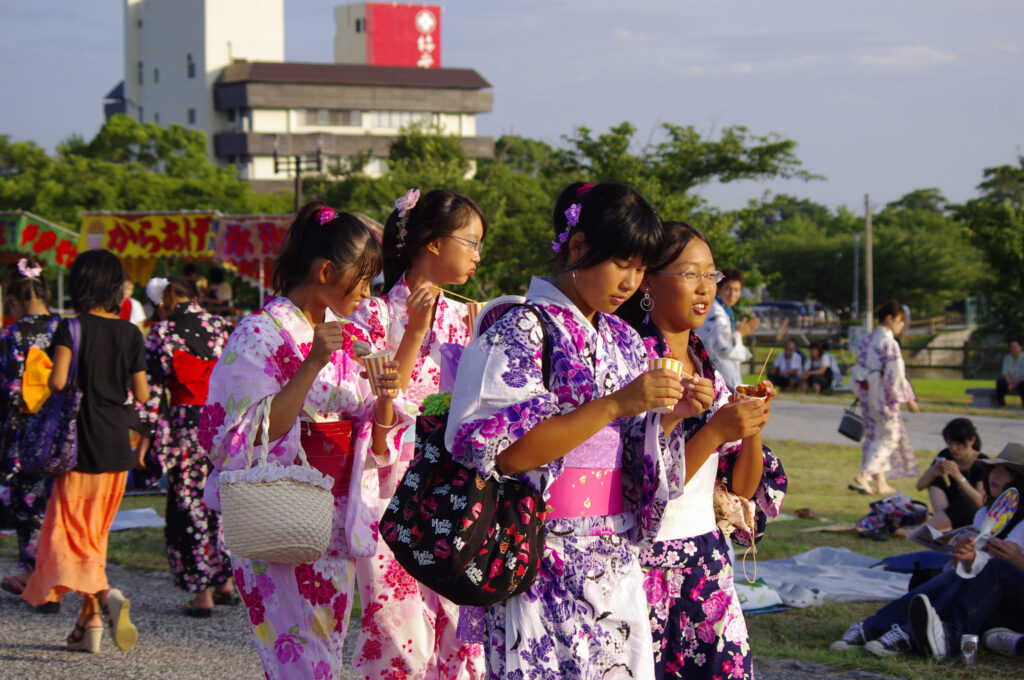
[797,341,836,394]
[829,443,1024,659]
[915,418,987,531]
[767,340,802,391]
[996,338,1024,407]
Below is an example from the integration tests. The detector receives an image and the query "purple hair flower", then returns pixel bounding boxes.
[551,203,581,253]
[317,206,337,225]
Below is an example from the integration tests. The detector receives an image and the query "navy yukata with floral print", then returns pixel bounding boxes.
[0,313,60,572]
[142,301,231,593]
[638,316,787,680]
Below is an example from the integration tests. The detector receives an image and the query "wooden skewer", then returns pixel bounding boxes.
[428,284,477,304]
[755,348,774,385]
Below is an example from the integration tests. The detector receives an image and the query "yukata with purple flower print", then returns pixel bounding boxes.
[851,325,918,480]
[201,296,410,680]
[639,317,786,680]
[142,301,231,594]
[445,277,683,680]
[346,271,485,680]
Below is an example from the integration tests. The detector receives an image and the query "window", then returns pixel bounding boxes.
[188,108,196,125]
[187,54,196,79]
[139,106,144,122]
[137,18,142,28]
[227,109,236,122]
[138,61,143,85]
[302,108,360,127]
[355,18,363,33]
[154,68,159,84]
[368,110,432,128]
[154,112,160,124]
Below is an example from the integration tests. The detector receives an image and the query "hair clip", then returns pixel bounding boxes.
[394,188,420,249]
[317,206,337,225]
[17,258,42,279]
[551,203,581,253]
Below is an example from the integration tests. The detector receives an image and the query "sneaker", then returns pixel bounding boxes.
[830,621,868,650]
[983,627,1024,656]
[864,624,912,657]
[909,593,947,659]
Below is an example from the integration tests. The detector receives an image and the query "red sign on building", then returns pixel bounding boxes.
[366,4,441,68]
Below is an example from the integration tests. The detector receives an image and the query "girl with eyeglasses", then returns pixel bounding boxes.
[346,188,487,679]
[618,221,787,680]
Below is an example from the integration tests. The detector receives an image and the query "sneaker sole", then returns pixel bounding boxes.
[909,594,942,659]
[108,590,138,651]
[829,641,863,651]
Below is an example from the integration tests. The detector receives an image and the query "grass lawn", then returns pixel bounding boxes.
[3,441,1022,677]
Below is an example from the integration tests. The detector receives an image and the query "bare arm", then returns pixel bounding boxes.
[48,345,71,392]
[130,371,150,404]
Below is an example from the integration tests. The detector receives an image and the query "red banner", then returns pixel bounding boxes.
[213,216,291,284]
[368,4,441,68]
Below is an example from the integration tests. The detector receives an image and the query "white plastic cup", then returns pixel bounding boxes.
[648,357,684,414]
[362,350,392,397]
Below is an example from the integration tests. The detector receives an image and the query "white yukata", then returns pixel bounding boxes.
[851,325,918,479]
[346,272,485,679]
[445,277,684,680]
[200,296,411,680]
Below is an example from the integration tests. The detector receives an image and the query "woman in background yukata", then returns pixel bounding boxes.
[446,182,707,679]
[347,188,487,679]
[850,300,919,495]
[201,203,409,680]
[619,221,787,680]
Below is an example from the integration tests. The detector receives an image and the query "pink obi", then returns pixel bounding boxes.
[546,423,624,519]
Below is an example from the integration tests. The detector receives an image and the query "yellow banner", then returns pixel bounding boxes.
[79,213,216,259]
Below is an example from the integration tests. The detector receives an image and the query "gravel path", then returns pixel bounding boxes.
[0,557,906,680]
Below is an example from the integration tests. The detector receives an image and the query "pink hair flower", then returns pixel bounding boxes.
[394,188,420,249]
[17,258,42,279]
[317,206,337,225]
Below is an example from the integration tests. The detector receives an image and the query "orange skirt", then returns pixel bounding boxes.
[22,470,129,605]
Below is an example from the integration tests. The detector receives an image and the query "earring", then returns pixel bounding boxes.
[640,291,654,312]
[571,270,579,284]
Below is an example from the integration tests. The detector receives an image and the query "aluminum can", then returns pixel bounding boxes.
[961,634,979,666]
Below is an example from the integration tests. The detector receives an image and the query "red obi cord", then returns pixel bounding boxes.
[168,350,217,406]
[300,419,354,497]
[545,468,624,519]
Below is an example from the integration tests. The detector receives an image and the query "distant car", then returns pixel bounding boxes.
[749,301,839,331]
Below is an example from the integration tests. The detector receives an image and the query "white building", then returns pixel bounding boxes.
[118,0,284,157]
[108,0,492,188]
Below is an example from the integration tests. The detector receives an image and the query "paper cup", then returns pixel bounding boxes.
[466,302,486,338]
[648,357,684,414]
[734,384,767,404]
[362,350,392,397]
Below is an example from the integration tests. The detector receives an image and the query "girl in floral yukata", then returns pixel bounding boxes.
[850,300,920,495]
[201,203,409,680]
[141,276,234,616]
[445,182,708,680]
[619,221,787,680]
[0,258,61,607]
[347,188,488,679]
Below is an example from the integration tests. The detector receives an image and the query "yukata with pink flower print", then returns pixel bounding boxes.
[201,296,410,680]
[638,317,787,680]
[346,271,485,679]
[444,277,684,680]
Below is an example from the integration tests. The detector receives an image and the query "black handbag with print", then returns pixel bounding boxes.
[380,305,549,606]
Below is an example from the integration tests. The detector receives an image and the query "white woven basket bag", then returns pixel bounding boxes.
[218,398,335,564]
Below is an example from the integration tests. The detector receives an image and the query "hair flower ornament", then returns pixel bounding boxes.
[317,206,337,225]
[394,188,420,249]
[145,277,169,306]
[17,258,42,279]
[551,203,581,253]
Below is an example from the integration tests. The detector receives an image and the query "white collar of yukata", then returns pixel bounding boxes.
[524,276,616,337]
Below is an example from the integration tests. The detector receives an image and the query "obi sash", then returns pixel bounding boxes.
[300,419,354,497]
[546,422,624,519]
[168,350,217,406]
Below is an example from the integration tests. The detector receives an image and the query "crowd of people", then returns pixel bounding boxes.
[0,180,1019,678]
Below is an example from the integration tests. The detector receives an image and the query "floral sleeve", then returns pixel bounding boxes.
[882,336,915,404]
[347,296,390,352]
[140,323,170,438]
[445,306,564,496]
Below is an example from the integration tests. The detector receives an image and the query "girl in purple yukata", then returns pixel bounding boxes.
[850,301,920,495]
[201,203,410,680]
[346,188,487,679]
[619,222,787,680]
[446,183,710,680]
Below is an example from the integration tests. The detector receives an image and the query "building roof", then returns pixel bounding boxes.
[219,60,491,90]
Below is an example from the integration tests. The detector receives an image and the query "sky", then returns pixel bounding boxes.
[1,0,1022,213]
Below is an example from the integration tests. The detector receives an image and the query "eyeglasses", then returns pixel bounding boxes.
[448,235,484,253]
[653,269,725,284]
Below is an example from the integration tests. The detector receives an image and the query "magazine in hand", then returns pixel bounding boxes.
[908,523,980,554]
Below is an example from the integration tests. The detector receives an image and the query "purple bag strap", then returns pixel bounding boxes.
[65,317,81,390]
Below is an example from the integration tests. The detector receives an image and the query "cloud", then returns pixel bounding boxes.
[613,27,647,44]
[858,44,958,73]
